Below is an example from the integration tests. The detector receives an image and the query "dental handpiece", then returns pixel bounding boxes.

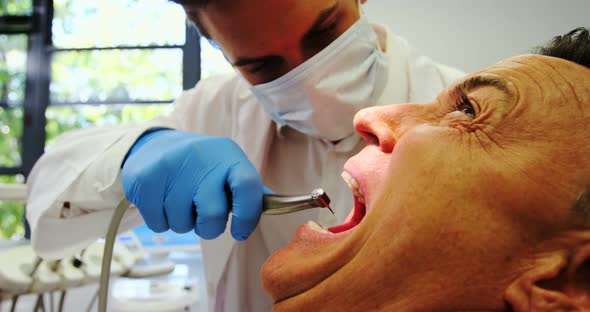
[99,188,333,312]
[263,188,334,215]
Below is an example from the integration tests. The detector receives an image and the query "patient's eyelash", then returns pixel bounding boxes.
[455,94,476,118]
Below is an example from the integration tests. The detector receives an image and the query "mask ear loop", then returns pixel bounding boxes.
[357,0,383,52]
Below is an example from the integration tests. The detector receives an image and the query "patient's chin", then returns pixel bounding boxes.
[261,226,352,304]
[261,249,310,303]
[261,200,377,304]
[261,244,330,303]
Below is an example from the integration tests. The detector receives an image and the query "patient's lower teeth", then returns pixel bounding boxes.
[307,221,331,234]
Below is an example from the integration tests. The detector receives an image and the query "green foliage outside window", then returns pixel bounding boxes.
[45,104,174,144]
[0,0,232,239]
[0,108,22,167]
[0,0,28,239]
[0,34,27,168]
[0,175,25,239]
[0,0,33,16]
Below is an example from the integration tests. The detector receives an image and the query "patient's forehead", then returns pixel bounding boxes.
[460,55,590,174]
[476,55,590,221]
[481,55,590,117]
[490,55,589,95]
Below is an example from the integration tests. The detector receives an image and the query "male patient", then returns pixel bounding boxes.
[261,28,590,311]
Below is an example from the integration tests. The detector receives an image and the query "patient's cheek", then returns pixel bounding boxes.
[388,128,442,166]
[439,112,474,129]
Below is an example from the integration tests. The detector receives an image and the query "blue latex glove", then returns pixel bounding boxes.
[121,129,263,240]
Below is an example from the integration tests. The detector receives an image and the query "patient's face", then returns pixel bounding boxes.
[262,55,590,311]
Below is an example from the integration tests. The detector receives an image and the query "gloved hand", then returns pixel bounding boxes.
[121,129,263,241]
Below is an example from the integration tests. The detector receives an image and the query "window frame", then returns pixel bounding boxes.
[0,0,201,238]
[0,0,201,176]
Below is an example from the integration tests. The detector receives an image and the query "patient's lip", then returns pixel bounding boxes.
[295,221,351,243]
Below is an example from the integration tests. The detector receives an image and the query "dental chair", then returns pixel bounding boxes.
[0,183,176,312]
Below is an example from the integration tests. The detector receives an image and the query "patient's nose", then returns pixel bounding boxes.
[353,105,400,153]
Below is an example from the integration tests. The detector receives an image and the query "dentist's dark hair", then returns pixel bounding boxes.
[535,27,590,69]
[168,0,213,39]
[169,0,210,5]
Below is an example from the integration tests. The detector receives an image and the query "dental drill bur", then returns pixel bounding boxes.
[263,188,334,215]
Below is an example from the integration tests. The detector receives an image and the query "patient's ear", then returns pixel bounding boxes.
[504,245,590,312]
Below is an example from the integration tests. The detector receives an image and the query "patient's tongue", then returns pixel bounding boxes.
[328,201,366,233]
[328,221,353,234]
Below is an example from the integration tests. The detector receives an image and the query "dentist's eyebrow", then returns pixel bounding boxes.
[451,76,514,99]
[232,55,282,67]
[302,2,340,37]
[232,3,339,68]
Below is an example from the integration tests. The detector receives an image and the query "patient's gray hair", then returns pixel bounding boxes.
[535,27,590,69]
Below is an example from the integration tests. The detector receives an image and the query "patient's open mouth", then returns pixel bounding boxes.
[307,171,368,234]
[330,171,367,233]
[328,196,366,233]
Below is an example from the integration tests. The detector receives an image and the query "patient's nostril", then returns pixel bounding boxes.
[361,131,380,146]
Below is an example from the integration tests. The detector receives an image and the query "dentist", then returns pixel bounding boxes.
[26,0,464,310]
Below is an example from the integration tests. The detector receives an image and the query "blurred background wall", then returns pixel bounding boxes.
[365,0,590,73]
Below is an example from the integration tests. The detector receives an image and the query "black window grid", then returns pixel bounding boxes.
[0,0,201,177]
[1,0,201,238]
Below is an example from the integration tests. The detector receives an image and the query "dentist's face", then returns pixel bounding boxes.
[261,55,590,311]
[181,0,363,85]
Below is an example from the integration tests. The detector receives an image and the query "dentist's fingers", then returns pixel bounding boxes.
[193,165,230,239]
[227,161,264,241]
[122,168,169,233]
[163,178,197,233]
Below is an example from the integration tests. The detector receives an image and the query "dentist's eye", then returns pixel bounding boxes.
[456,95,476,118]
[309,20,338,37]
[243,58,286,83]
[246,62,266,74]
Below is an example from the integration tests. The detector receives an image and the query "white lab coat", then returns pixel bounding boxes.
[26,24,464,312]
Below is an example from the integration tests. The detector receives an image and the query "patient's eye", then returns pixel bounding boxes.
[455,95,476,118]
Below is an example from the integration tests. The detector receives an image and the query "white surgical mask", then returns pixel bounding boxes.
[249,14,389,142]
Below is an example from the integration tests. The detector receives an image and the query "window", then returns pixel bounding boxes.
[0,0,33,239]
[0,34,28,170]
[0,0,233,238]
[0,174,25,238]
[0,1,33,16]
[46,0,188,141]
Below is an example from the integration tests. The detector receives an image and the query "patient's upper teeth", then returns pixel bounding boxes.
[342,170,366,204]
[341,171,359,189]
[341,172,354,188]
[350,176,359,189]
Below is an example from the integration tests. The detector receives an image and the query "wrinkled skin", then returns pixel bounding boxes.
[261,55,590,311]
